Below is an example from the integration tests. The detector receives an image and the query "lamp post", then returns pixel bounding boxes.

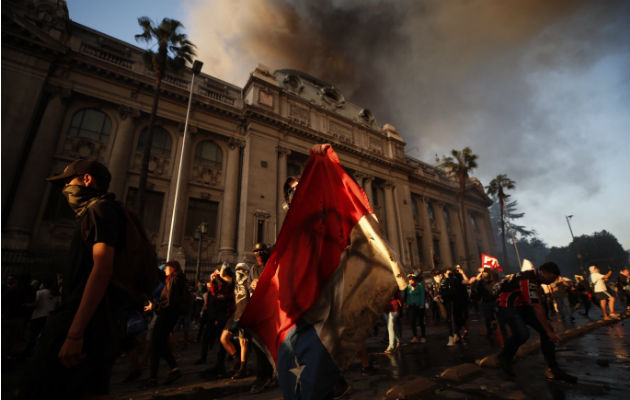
[166,59,203,261]
[195,222,208,283]
[565,215,576,242]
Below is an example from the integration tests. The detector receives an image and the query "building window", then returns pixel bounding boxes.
[372,185,380,206]
[426,201,435,221]
[126,188,164,233]
[257,219,265,244]
[195,140,222,168]
[443,207,451,228]
[137,126,172,157]
[185,198,218,238]
[68,108,112,143]
[470,215,479,232]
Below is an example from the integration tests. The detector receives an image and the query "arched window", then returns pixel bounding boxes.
[194,140,222,167]
[68,109,112,143]
[137,126,172,157]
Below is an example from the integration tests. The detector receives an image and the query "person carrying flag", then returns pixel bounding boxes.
[239,144,410,399]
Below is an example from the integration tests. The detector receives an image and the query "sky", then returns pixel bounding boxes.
[65,0,629,251]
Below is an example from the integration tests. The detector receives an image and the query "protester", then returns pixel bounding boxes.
[404,273,426,343]
[145,260,188,386]
[22,159,126,399]
[248,242,277,394]
[384,289,402,353]
[219,262,251,380]
[496,262,577,383]
[23,280,58,357]
[616,268,630,311]
[549,276,574,322]
[589,265,619,320]
[199,265,235,378]
[472,267,500,336]
[439,268,467,346]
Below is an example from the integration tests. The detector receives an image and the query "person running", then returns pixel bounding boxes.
[496,262,577,383]
[589,265,620,320]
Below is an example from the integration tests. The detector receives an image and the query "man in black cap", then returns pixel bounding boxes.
[22,159,126,399]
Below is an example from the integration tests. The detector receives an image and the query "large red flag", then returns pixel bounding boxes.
[239,144,408,399]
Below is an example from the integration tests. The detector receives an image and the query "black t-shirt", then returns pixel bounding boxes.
[63,197,125,308]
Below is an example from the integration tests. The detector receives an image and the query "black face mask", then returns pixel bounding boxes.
[61,185,103,217]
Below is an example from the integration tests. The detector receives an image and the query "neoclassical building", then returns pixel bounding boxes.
[2,0,495,278]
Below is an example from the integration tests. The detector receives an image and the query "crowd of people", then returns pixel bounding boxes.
[3,157,629,399]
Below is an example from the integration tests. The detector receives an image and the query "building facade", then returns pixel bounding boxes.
[2,0,495,279]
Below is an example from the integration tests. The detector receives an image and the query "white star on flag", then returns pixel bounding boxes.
[289,356,306,394]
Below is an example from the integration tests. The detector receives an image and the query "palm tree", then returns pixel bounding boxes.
[486,174,515,271]
[135,17,196,217]
[439,147,478,270]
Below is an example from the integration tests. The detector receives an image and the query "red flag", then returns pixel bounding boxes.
[481,253,502,271]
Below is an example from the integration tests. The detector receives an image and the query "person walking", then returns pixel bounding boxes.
[145,260,188,386]
[404,273,426,343]
[384,290,402,353]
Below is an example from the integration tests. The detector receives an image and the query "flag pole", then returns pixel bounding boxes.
[166,60,203,261]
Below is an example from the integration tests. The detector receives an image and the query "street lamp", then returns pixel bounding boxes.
[195,222,208,283]
[166,59,203,261]
[565,215,575,242]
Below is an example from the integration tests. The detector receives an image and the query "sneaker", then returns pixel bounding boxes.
[410,336,419,343]
[164,368,183,385]
[544,367,577,383]
[610,313,621,319]
[447,336,455,346]
[420,337,427,343]
[384,347,394,354]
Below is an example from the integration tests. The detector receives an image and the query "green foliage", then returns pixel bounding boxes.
[135,17,196,79]
[547,230,629,277]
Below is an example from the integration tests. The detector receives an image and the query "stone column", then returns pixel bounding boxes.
[218,138,243,261]
[434,202,454,268]
[276,146,290,234]
[466,210,481,269]
[383,182,400,255]
[476,212,492,254]
[363,176,374,207]
[6,90,69,249]
[418,197,434,269]
[108,107,139,199]
[449,205,467,267]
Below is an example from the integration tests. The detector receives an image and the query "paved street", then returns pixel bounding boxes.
[104,308,630,400]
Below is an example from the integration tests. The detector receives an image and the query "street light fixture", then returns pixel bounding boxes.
[166,59,203,261]
[565,215,575,242]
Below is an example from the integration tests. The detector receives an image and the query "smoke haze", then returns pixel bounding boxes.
[185,0,630,249]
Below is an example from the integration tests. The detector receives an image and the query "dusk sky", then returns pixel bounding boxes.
[66,0,629,251]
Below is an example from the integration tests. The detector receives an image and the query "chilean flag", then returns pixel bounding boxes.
[481,253,502,271]
[239,145,409,399]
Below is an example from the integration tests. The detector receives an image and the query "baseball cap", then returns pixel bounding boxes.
[46,159,111,189]
[253,243,268,252]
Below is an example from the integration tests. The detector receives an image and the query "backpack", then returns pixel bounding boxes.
[111,203,163,307]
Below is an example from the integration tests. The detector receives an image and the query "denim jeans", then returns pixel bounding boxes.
[387,311,400,349]
[497,306,557,369]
